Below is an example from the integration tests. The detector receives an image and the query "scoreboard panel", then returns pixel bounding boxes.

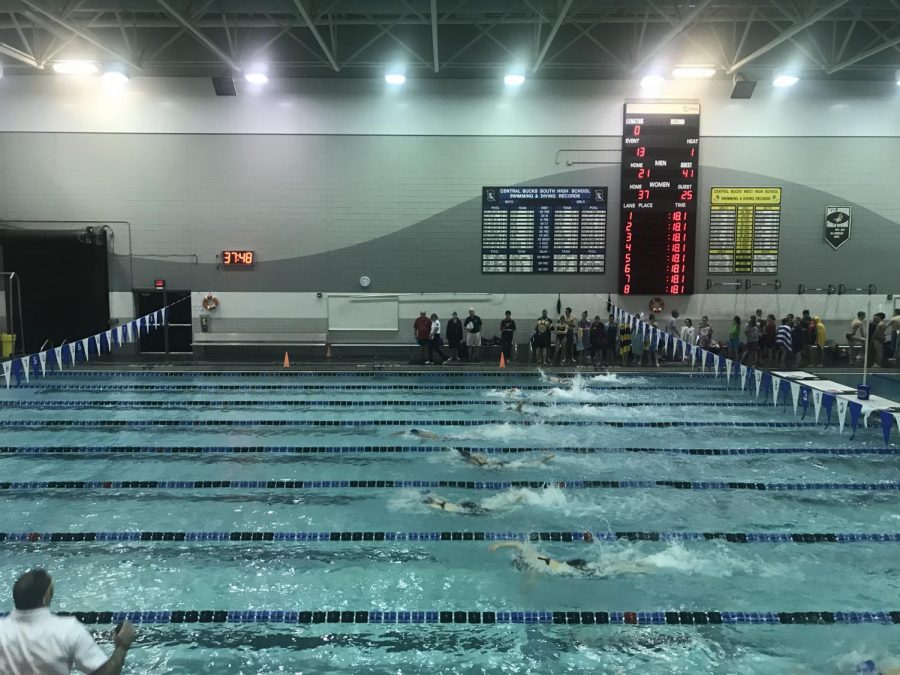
[481,186,607,273]
[619,101,700,295]
[707,187,782,274]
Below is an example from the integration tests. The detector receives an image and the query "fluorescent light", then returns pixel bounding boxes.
[896,69,900,85]
[640,74,665,87]
[102,71,129,85]
[52,61,98,75]
[773,73,799,87]
[244,72,268,85]
[504,73,525,86]
[672,66,716,79]
[385,73,406,85]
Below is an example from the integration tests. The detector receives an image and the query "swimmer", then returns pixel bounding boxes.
[422,493,488,515]
[857,661,900,675]
[409,428,440,440]
[499,387,523,398]
[503,400,527,413]
[489,541,653,577]
[456,448,554,468]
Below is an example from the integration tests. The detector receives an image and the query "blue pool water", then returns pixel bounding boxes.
[1,369,899,674]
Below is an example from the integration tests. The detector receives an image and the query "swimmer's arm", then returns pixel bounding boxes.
[488,542,525,553]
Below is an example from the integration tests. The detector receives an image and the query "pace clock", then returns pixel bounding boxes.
[222,250,255,266]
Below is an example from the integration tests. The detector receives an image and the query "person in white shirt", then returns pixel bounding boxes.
[679,318,695,362]
[426,313,448,364]
[0,569,135,675]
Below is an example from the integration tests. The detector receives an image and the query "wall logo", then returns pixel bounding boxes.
[824,206,851,250]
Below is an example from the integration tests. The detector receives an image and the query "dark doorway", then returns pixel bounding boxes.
[0,228,110,353]
[134,290,192,354]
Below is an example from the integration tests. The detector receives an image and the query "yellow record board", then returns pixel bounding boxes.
[708,187,782,274]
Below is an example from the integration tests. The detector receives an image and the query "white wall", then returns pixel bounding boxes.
[1,76,899,136]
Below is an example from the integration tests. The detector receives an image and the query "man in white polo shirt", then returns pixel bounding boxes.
[0,569,135,674]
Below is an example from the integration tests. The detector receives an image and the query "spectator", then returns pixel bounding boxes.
[413,310,432,364]
[552,316,568,365]
[727,316,741,361]
[632,321,646,366]
[847,311,866,364]
[775,318,792,367]
[891,309,900,366]
[534,310,553,365]
[697,316,713,349]
[618,318,632,366]
[791,317,805,368]
[577,311,590,365]
[873,312,888,367]
[426,313,448,365]
[665,310,680,360]
[763,314,777,366]
[605,314,619,367]
[446,312,463,361]
[814,316,827,366]
[679,318,695,362]
[743,316,759,366]
[563,307,577,364]
[463,308,482,361]
[589,315,607,366]
[499,311,516,364]
[646,315,660,367]
[0,569,136,675]
[799,310,813,366]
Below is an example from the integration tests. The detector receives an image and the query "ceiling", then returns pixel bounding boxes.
[0,0,898,81]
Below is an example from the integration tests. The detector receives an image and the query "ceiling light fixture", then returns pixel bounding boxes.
[504,73,525,86]
[773,73,799,87]
[671,65,716,79]
[385,73,406,85]
[244,72,269,85]
[896,69,900,85]
[52,61,99,75]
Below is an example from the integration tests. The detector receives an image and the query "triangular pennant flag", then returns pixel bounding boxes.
[848,401,863,440]
[93,334,102,355]
[81,338,91,361]
[30,354,41,380]
[119,325,127,345]
[690,346,697,368]
[740,364,748,390]
[789,382,801,415]
[161,307,168,325]
[131,320,140,339]
[716,354,725,378]
[754,370,762,399]
[67,342,77,365]
[606,295,612,313]
[2,360,11,388]
[881,411,897,446]
[142,315,150,333]
[812,390,823,423]
[19,356,29,383]
[822,393,834,427]
[54,346,63,371]
[105,330,113,352]
[725,358,732,384]
[799,386,811,419]
[38,351,47,377]
[771,375,781,407]
[836,398,848,434]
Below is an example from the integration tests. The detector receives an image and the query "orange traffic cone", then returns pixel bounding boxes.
[499,352,506,368]
[283,352,291,368]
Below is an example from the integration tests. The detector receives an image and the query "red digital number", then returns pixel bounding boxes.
[681,169,694,178]
[637,168,650,179]
[633,125,641,136]
[637,189,650,201]
[245,251,254,264]
[636,147,645,157]
[680,190,693,201]
[623,284,631,294]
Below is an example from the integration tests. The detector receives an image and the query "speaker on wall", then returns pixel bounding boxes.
[730,74,757,99]
[211,77,236,96]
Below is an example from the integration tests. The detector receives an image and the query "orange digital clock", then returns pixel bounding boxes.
[222,250,255,266]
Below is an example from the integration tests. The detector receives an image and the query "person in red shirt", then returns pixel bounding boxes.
[413,311,432,364]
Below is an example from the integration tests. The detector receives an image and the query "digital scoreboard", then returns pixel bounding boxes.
[619,101,700,295]
[481,186,608,273]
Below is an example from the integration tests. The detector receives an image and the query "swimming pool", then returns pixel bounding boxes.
[1,369,899,674]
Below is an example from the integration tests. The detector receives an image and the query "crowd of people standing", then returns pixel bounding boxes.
[412,306,900,368]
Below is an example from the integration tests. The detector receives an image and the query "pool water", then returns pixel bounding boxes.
[1,370,899,674]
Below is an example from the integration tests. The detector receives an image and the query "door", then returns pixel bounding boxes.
[134,290,192,354]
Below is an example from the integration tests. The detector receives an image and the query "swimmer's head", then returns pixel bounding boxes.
[456,449,472,458]
[566,558,589,570]
[583,532,594,542]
